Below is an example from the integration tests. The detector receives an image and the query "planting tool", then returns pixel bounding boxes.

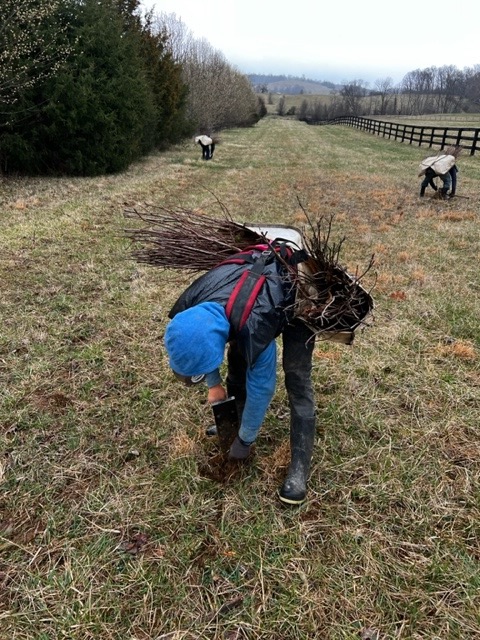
[211,396,239,453]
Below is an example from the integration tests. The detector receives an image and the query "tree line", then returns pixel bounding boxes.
[0,0,263,176]
[294,66,480,123]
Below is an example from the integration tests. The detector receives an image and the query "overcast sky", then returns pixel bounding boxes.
[141,0,479,85]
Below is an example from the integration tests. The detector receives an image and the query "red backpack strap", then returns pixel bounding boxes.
[225,254,269,332]
[223,242,308,332]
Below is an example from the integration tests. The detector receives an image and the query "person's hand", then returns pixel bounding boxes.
[207,384,227,404]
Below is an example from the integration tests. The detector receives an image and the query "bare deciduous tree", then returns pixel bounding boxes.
[153,12,259,132]
[373,76,394,114]
[0,0,72,105]
[401,67,436,114]
[434,65,463,112]
[298,98,308,121]
[463,65,480,106]
[340,80,367,115]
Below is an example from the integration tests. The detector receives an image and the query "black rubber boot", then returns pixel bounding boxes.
[279,417,316,506]
[420,186,426,197]
[440,187,449,200]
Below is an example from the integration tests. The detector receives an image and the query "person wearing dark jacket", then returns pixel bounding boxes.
[419,167,439,196]
[449,164,458,197]
[164,246,316,505]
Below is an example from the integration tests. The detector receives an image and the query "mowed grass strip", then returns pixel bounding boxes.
[0,117,479,639]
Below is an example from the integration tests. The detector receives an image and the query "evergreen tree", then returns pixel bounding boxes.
[107,0,191,145]
[0,0,189,175]
[139,13,191,146]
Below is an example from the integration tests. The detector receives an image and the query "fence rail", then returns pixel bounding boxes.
[374,114,480,124]
[325,116,479,156]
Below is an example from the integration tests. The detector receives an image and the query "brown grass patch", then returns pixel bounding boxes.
[389,290,408,300]
[397,251,411,262]
[314,346,343,361]
[436,340,477,360]
[168,430,198,458]
[440,211,476,221]
[410,269,426,283]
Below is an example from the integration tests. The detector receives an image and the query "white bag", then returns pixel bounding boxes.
[195,135,213,146]
[418,154,456,177]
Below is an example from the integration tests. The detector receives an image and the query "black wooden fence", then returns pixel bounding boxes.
[326,116,480,156]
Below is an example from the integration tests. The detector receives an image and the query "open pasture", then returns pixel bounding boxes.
[1,117,479,639]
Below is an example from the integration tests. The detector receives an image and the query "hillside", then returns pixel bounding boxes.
[248,73,337,95]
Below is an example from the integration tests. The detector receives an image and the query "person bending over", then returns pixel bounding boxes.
[164,245,316,506]
[195,135,215,160]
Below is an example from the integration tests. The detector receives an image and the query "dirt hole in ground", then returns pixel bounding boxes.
[198,450,254,484]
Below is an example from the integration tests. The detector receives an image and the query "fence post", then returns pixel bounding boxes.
[471,129,479,156]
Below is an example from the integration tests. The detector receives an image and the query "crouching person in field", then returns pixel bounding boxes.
[195,134,215,160]
[164,244,317,506]
[418,146,461,199]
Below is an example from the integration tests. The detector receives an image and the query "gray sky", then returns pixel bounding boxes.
[141,0,479,85]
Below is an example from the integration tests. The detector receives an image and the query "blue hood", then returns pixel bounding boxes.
[164,302,229,376]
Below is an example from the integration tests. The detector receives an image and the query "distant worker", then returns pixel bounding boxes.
[195,135,215,160]
[418,146,461,199]
[419,164,458,199]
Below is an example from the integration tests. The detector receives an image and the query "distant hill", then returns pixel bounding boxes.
[248,74,339,95]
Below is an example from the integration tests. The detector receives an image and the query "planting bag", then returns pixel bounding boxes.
[418,154,456,177]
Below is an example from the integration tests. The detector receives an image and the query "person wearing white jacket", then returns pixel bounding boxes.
[418,147,461,199]
[195,134,215,160]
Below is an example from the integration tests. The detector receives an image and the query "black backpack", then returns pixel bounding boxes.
[218,241,307,332]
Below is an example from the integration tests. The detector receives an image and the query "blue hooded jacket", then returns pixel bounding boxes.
[168,248,296,367]
[164,249,295,443]
[164,302,230,376]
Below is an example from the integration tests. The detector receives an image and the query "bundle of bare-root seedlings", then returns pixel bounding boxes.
[444,145,462,158]
[124,203,263,271]
[124,203,375,342]
[293,211,375,342]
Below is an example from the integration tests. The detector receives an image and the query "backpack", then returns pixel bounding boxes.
[218,241,308,333]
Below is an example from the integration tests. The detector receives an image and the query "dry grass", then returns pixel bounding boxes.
[1,117,479,639]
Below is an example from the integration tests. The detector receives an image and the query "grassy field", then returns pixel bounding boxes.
[1,117,479,639]
[371,114,480,127]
